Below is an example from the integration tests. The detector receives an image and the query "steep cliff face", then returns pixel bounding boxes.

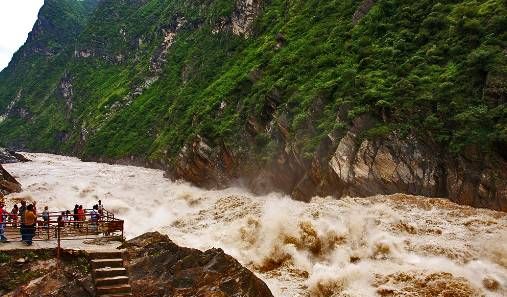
[0,0,506,210]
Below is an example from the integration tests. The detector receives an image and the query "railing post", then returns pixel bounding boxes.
[56,222,61,272]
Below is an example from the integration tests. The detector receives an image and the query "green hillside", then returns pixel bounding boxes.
[0,0,505,172]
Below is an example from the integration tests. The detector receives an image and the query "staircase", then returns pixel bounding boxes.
[89,251,132,297]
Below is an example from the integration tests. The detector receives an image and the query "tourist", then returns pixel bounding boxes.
[98,200,104,216]
[19,200,26,225]
[1,204,7,229]
[57,214,64,228]
[0,202,12,242]
[9,204,18,227]
[22,204,37,245]
[90,205,100,234]
[77,205,85,229]
[42,206,50,228]
[73,204,79,228]
[18,200,26,238]
[63,210,71,225]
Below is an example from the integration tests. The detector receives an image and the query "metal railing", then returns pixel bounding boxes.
[2,208,124,242]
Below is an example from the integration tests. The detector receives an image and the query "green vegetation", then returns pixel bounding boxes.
[0,252,10,263]
[0,0,505,166]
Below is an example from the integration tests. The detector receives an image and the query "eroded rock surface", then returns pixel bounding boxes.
[174,135,237,188]
[0,148,30,164]
[0,164,21,196]
[1,249,93,297]
[122,232,274,297]
[171,118,507,212]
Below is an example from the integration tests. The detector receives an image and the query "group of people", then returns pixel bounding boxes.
[0,199,104,245]
[0,200,38,245]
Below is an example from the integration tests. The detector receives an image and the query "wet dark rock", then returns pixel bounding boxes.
[0,164,21,196]
[122,232,274,297]
[0,148,29,164]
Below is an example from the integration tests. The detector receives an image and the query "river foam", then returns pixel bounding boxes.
[4,153,507,296]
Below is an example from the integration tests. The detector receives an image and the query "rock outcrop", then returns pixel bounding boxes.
[0,148,30,164]
[231,0,262,37]
[171,118,507,212]
[352,0,376,24]
[0,164,21,196]
[173,135,237,188]
[122,232,273,297]
[1,249,94,297]
[0,148,25,196]
[323,131,507,211]
[2,233,273,297]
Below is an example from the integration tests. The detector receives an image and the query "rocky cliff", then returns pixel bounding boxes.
[0,0,505,210]
[173,116,507,211]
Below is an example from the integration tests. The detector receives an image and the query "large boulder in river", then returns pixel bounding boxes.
[0,148,29,164]
[122,232,274,297]
[0,165,21,195]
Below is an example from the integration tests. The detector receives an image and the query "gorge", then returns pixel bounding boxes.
[0,0,505,210]
[0,0,506,295]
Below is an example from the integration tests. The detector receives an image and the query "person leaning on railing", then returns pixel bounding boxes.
[19,201,26,230]
[77,205,85,229]
[21,204,36,245]
[90,205,100,234]
[9,204,18,228]
[42,206,50,228]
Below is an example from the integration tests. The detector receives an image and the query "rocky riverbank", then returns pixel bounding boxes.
[1,232,273,297]
[0,148,30,164]
[172,125,507,212]
[0,165,21,197]
[0,148,26,196]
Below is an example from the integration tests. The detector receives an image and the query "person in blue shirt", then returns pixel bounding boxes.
[90,204,100,234]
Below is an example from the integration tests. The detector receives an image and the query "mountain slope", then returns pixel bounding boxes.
[0,0,506,209]
[0,0,100,149]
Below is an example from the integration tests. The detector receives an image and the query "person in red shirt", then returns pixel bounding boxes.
[0,202,12,242]
[77,205,85,229]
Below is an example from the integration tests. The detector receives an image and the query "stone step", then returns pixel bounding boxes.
[96,284,132,295]
[95,276,130,287]
[94,267,128,278]
[89,251,124,260]
[91,258,124,269]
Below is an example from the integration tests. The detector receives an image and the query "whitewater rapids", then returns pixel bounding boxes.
[3,153,507,296]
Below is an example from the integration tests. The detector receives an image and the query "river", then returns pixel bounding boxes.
[4,153,507,296]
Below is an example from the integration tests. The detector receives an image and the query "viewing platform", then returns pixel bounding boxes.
[0,208,124,251]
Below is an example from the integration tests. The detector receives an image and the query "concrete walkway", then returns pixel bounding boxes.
[0,237,121,251]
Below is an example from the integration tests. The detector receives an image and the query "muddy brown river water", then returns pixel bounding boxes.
[4,153,507,296]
